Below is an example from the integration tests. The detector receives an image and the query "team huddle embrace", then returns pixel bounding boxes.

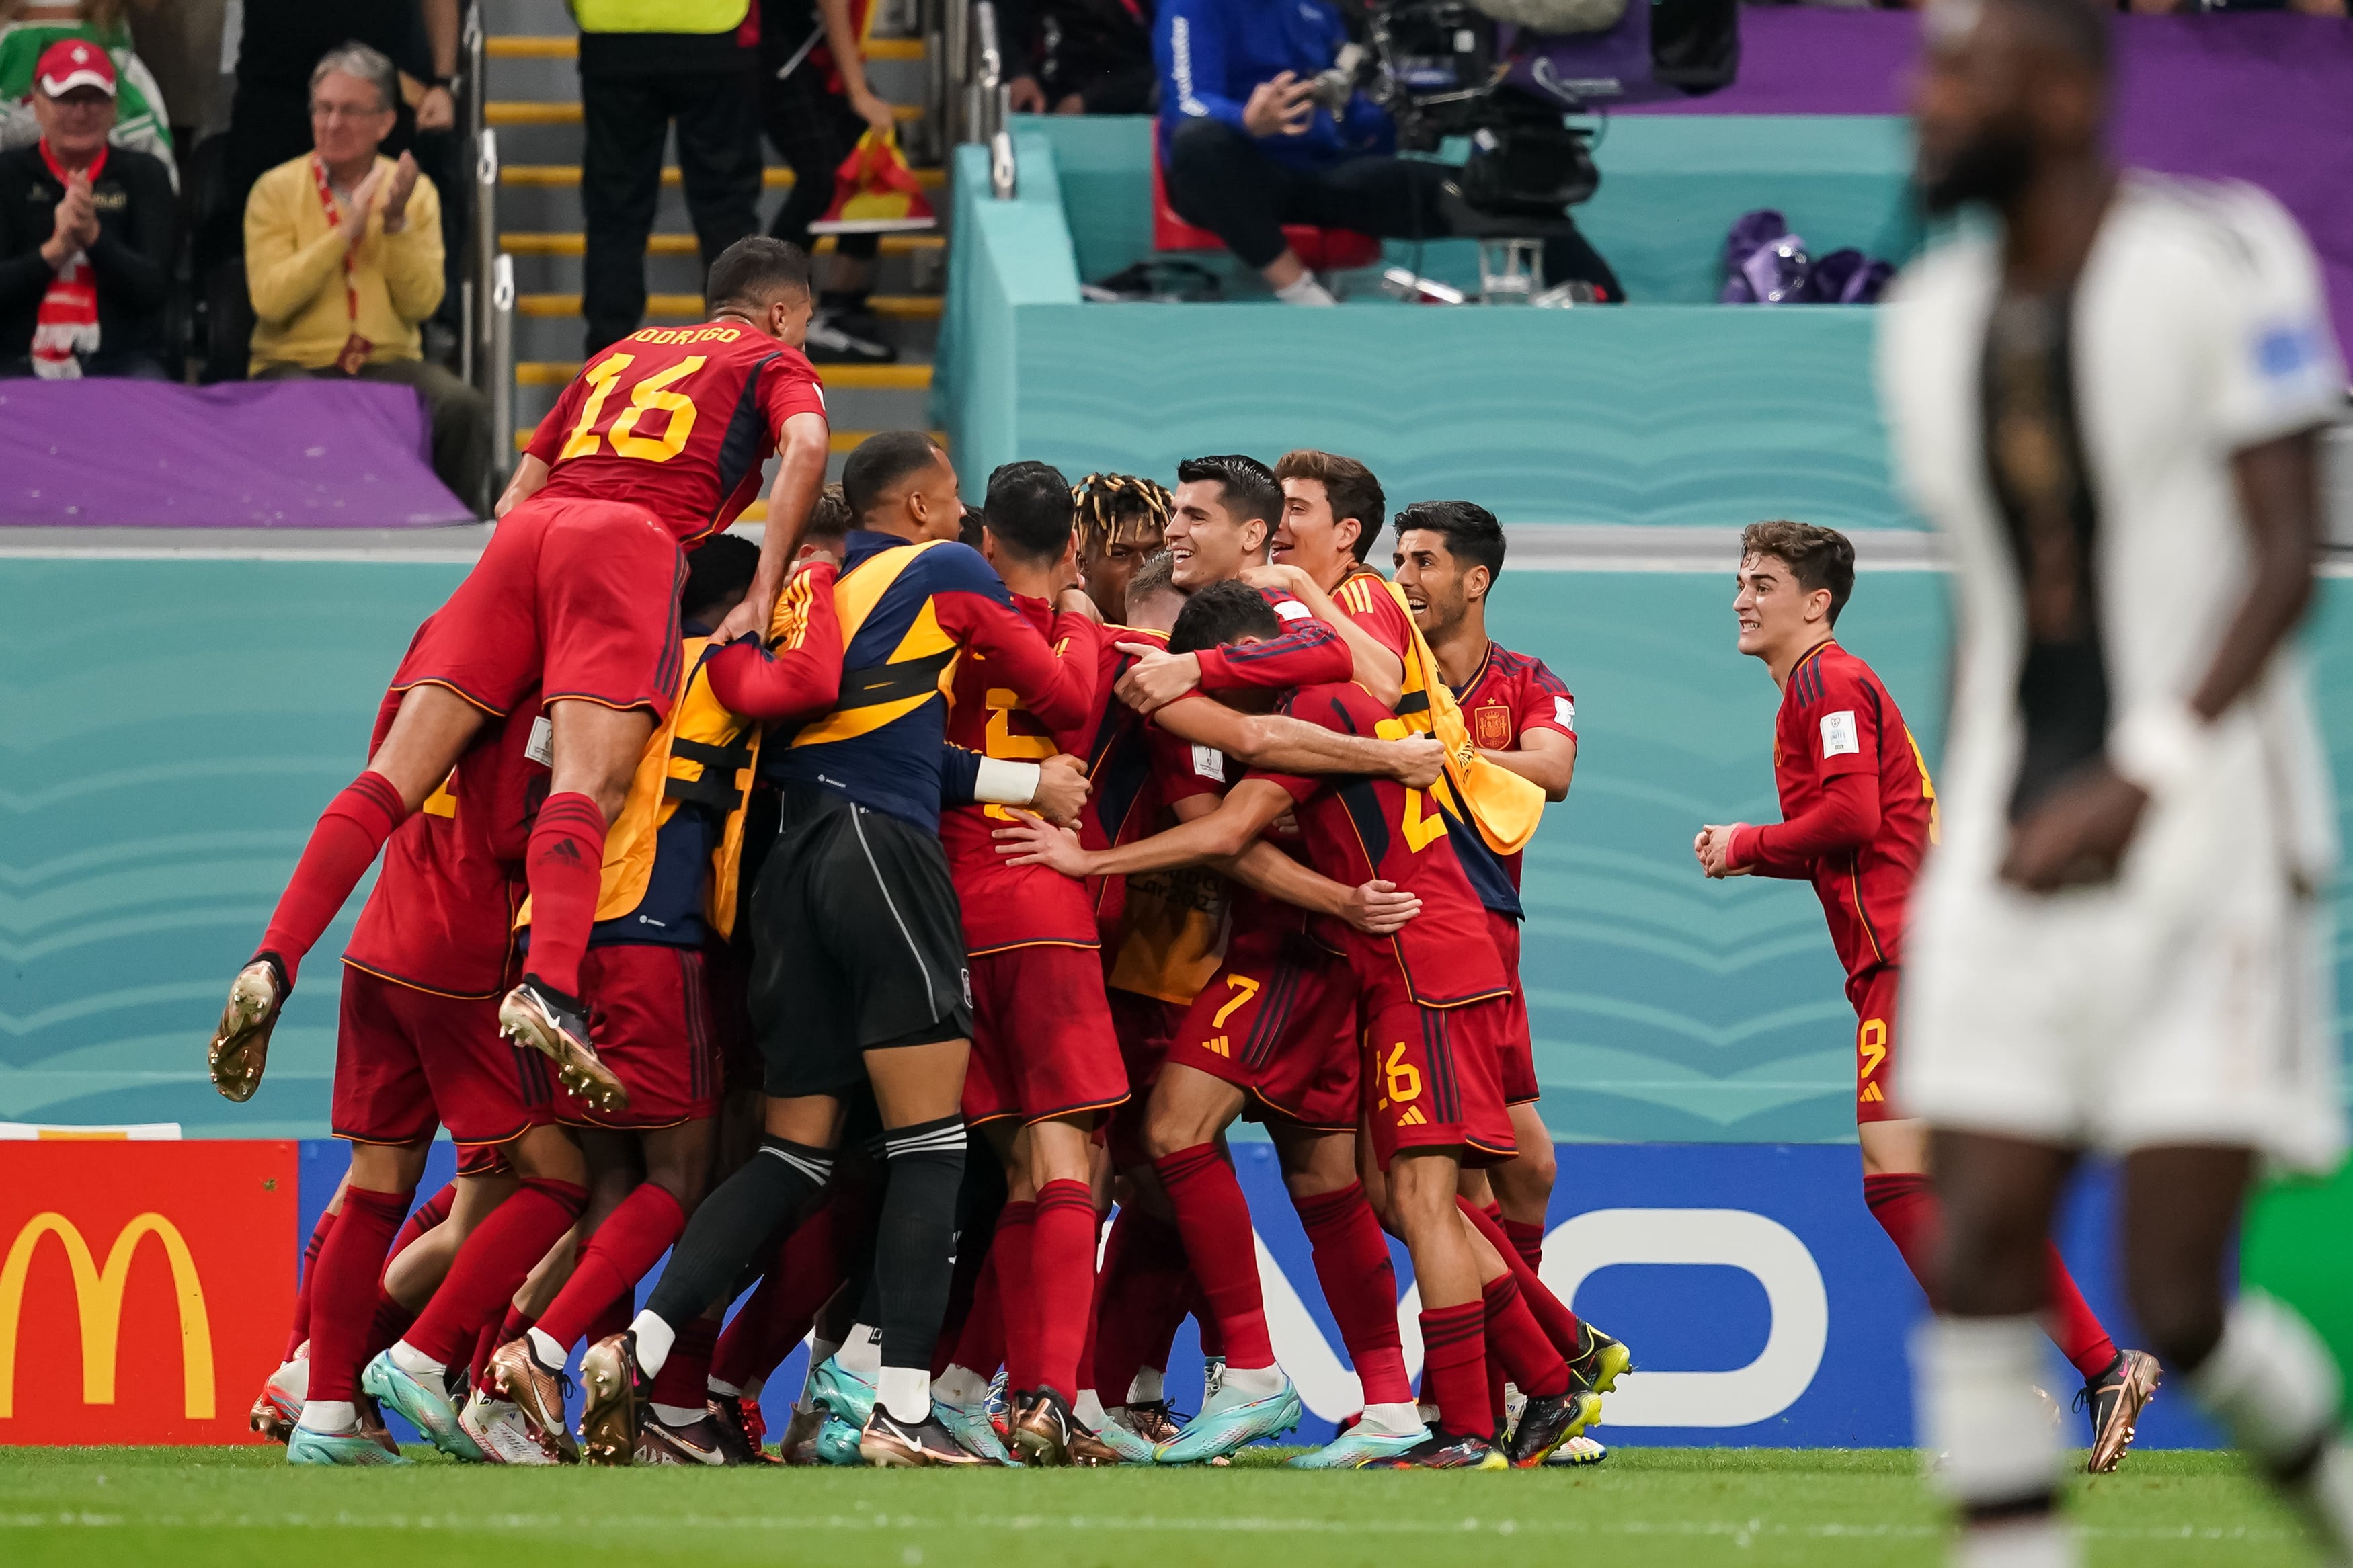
[208,233,1633,1471]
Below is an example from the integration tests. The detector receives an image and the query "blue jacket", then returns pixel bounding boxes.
[1155,0,1392,170]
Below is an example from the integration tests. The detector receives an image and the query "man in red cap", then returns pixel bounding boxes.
[0,39,172,378]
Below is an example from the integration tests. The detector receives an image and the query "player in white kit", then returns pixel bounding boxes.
[1879,0,2353,1563]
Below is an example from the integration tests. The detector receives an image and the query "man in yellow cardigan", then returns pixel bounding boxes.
[245,42,489,510]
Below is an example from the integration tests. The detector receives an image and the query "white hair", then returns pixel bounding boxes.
[309,40,399,114]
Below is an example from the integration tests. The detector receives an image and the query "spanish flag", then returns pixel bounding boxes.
[1378,578,1546,856]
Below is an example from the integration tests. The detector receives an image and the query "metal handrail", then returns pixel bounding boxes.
[487,253,516,512]
[461,7,489,389]
[966,1,1002,148]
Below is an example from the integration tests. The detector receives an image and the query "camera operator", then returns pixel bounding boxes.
[1154,0,1618,304]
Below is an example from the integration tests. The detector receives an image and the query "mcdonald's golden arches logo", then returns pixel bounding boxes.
[0,1212,214,1419]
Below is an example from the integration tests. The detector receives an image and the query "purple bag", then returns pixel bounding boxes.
[1720,208,1811,304]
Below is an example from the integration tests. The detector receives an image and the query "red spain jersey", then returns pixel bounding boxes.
[1750,641,1935,991]
[346,677,547,997]
[1251,681,1507,1008]
[1330,563,1417,661]
[522,321,827,546]
[1448,641,1577,892]
[938,596,1112,954]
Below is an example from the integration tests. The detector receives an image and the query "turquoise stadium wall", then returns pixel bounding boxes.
[936,124,1925,527]
[5,558,2348,1141]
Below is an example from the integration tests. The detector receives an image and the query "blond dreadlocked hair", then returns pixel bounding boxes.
[1073,472,1172,561]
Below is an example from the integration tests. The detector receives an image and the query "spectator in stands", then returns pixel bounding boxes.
[0,38,169,376]
[244,42,487,506]
[1154,0,1618,304]
[760,0,900,364]
[0,0,174,177]
[577,0,761,356]
[1000,0,1158,116]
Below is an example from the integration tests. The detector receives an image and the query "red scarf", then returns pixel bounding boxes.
[309,153,374,374]
[30,138,107,380]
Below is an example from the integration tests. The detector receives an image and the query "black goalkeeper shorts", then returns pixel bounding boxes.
[745,786,973,1099]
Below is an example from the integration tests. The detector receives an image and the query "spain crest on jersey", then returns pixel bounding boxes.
[1473,704,1513,751]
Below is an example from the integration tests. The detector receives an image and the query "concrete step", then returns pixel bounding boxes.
[501,163,945,190]
[487,98,928,128]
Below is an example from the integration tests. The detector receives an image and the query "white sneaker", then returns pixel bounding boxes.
[459,1387,558,1466]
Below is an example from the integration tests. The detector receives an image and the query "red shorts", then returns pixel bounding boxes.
[1105,985,1186,1170]
[1166,927,1359,1134]
[393,495,686,719]
[964,945,1130,1128]
[1357,958,1515,1173]
[1853,964,1900,1124]
[332,964,555,1147]
[1487,911,1539,1106]
[555,944,725,1129]
[454,1143,510,1178]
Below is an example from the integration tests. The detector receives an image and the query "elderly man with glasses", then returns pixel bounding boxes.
[244,41,489,509]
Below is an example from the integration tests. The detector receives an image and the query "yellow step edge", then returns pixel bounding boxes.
[515,292,939,321]
[486,34,925,61]
[513,426,944,455]
[517,360,931,389]
[489,99,922,127]
[504,163,944,190]
[500,231,941,257]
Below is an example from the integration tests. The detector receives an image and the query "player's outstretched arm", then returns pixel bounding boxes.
[1112,621,1352,713]
[720,411,830,644]
[1220,841,1421,934]
[996,777,1294,877]
[1151,694,1442,786]
[1241,563,1406,707]
[936,573,1102,731]
[703,559,843,721]
[1482,729,1577,802]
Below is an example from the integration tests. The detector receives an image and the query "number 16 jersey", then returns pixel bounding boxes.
[524,321,828,546]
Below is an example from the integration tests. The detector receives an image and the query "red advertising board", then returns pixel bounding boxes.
[0,1140,295,1444]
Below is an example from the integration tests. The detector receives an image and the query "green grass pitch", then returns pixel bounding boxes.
[0,1446,2309,1567]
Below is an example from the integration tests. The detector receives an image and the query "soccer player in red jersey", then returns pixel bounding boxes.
[1004,583,1592,1471]
[1390,504,1575,1241]
[1695,520,2156,1464]
[210,237,832,1120]
[277,672,590,1466]
[1074,471,1172,625]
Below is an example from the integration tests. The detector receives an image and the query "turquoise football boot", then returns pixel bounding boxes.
[1153,1371,1303,1464]
[362,1349,485,1462]
[813,1412,865,1465]
[1090,1413,1159,1464]
[935,1392,1018,1464]
[287,1422,409,1466]
[1287,1419,1432,1469]
[807,1356,879,1428]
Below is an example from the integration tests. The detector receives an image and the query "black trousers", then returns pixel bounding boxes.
[760,60,878,265]
[1162,117,1622,298]
[580,65,763,355]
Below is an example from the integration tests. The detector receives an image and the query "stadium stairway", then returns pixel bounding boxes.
[483,0,947,497]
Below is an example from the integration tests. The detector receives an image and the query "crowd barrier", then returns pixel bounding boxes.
[6,1134,2347,1449]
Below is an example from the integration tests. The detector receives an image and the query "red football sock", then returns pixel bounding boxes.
[1030,1180,1100,1405]
[390,1182,458,1263]
[305,1184,411,1404]
[1153,1143,1273,1368]
[994,1200,1039,1394]
[947,1239,1006,1378]
[1089,1206,1193,1402]
[649,1316,718,1411]
[259,771,409,987]
[586,1290,633,1352]
[2044,1244,2120,1381]
[366,1292,415,1364]
[1481,1274,1569,1399]
[287,1203,339,1359]
[1417,1301,1491,1440]
[1500,1217,1546,1272]
[1291,1182,1413,1407]
[1458,1197,1581,1355]
[1862,1171,1943,1304]
[1191,1276,1226,1361]
[500,1303,536,1342]
[1485,1346,1508,1432]
[520,792,609,999]
[404,1178,587,1368]
[536,1183,684,1350]
[469,1319,503,1389]
[716,1198,857,1391]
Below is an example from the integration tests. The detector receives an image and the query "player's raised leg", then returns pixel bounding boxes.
[210,684,489,1102]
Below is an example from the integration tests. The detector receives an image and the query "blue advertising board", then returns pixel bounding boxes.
[296,1137,2217,1451]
